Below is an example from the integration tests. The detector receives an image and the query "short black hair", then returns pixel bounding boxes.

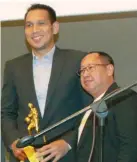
[87,51,115,77]
[87,51,114,66]
[24,3,57,23]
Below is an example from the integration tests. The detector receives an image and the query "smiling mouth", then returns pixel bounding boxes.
[84,80,91,84]
[84,79,94,84]
[32,35,43,42]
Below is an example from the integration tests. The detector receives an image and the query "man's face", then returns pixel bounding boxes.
[80,53,114,97]
[25,9,59,51]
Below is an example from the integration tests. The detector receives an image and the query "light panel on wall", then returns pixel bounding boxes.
[0,0,137,21]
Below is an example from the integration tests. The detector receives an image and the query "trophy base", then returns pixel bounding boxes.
[23,146,39,162]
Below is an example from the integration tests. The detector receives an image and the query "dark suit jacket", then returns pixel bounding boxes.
[77,82,137,162]
[1,47,91,162]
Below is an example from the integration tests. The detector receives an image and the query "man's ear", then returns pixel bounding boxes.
[107,64,114,77]
[53,21,59,34]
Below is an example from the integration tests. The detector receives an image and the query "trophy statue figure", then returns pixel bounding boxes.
[22,103,40,162]
[25,103,39,135]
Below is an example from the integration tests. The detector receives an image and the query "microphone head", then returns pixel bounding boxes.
[16,135,35,148]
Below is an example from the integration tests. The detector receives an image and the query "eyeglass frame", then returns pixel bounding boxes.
[77,63,110,76]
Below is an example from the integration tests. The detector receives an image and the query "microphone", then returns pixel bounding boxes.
[16,81,137,148]
[16,135,35,148]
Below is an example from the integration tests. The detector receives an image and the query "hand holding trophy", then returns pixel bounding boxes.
[21,103,40,162]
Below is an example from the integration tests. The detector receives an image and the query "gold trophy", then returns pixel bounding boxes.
[22,103,40,162]
[25,103,39,135]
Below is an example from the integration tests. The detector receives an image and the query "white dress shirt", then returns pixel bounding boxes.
[33,46,55,117]
[77,92,105,143]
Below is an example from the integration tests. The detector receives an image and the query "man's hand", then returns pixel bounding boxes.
[36,139,70,162]
[11,140,27,161]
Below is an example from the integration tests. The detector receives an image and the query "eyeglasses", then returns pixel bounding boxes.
[77,64,109,76]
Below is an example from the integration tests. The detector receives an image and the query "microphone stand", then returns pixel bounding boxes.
[17,81,137,162]
[93,101,108,162]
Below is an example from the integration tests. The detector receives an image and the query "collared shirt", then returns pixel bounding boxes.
[78,92,105,143]
[33,46,55,117]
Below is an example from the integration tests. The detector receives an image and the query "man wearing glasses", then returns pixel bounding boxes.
[37,51,137,162]
[76,51,137,162]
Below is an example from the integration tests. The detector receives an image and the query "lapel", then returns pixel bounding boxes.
[77,82,119,148]
[77,112,95,149]
[41,47,67,125]
[22,54,42,121]
[103,82,119,97]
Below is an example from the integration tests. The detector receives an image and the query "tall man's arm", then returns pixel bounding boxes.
[1,61,27,161]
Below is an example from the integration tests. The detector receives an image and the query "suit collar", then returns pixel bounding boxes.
[104,82,119,96]
[32,45,55,61]
[44,47,65,107]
